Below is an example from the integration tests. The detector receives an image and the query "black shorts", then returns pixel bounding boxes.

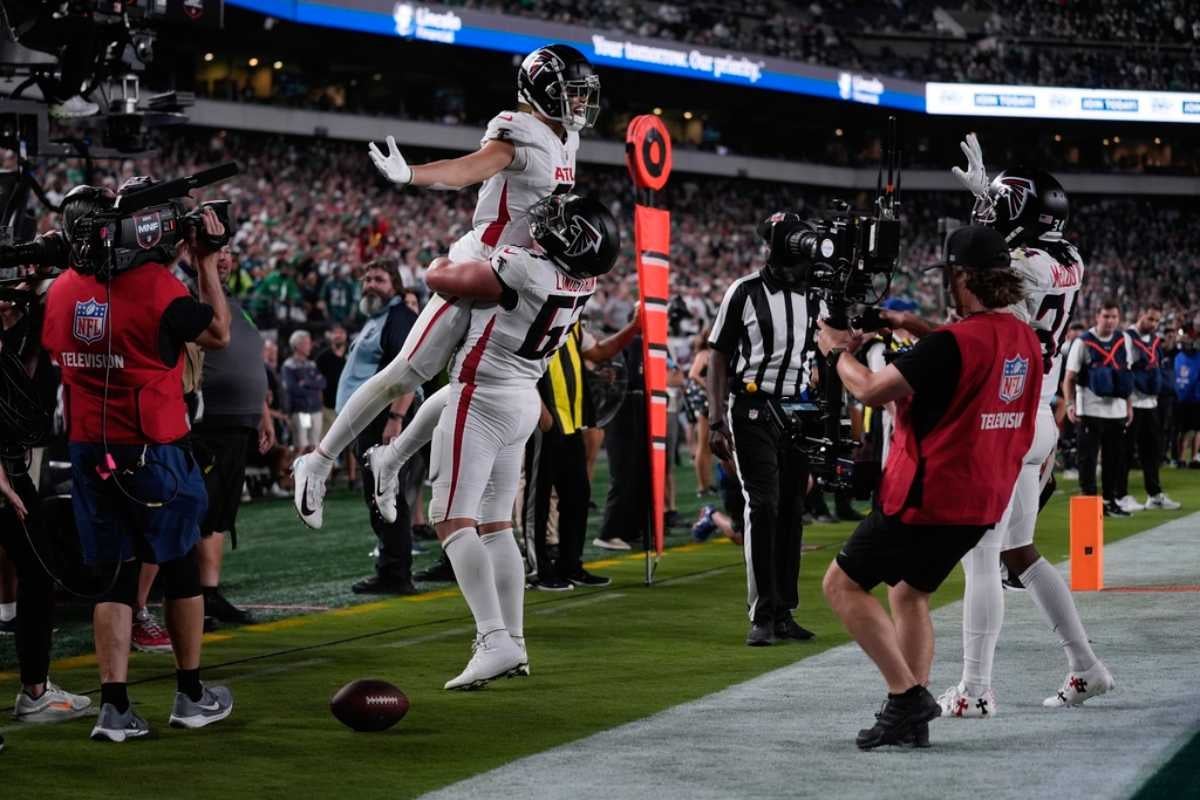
[1177,403,1200,433]
[194,427,252,537]
[836,510,989,594]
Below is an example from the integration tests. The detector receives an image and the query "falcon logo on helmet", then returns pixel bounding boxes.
[564,215,603,257]
[996,177,1036,222]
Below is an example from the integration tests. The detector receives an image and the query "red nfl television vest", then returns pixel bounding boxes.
[879,311,1042,526]
[42,263,191,445]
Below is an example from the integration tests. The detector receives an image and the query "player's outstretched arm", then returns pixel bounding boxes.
[425,256,504,302]
[369,135,515,191]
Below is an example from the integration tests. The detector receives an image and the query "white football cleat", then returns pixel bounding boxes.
[444,631,523,691]
[292,453,331,529]
[1116,494,1145,513]
[365,445,400,524]
[938,683,998,718]
[507,635,530,678]
[1043,661,1115,708]
[1145,493,1181,510]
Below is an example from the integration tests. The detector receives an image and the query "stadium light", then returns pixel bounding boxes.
[204,52,214,62]
[1102,138,1110,145]
[249,57,260,67]
[1113,136,1121,144]
[273,60,284,70]
[835,128,844,136]
[653,107,662,115]
[1155,137,1162,144]
[683,111,693,120]
[1054,133,1062,142]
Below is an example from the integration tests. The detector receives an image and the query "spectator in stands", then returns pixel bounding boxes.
[282,330,326,453]
[262,338,292,498]
[1174,331,1200,469]
[320,265,359,326]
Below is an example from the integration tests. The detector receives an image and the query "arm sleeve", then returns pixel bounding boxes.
[865,341,887,373]
[1066,338,1085,373]
[891,331,961,397]
[157,296,215,366]
[491,247,528,311]
[482,112,530,172]
[707,283,743,356]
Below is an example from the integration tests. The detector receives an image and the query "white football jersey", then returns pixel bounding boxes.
[470,111,579,251]
[450,245,594,388]
[1006,238,1085,402]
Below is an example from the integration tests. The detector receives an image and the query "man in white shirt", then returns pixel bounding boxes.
[1062,299,1133,517]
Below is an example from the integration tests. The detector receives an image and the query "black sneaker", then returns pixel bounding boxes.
[204,589,254,625]
[1103,501,1131,518]
[415,556,455,582]
[568,569,612,588]
[746,622,776,647]
[836,505,866,522]
[856,687,941,750]
[351,575,420,595]
[412,524,437,541]
[774,616,815,641]
[0,616,15,636]
[534,576,574,592]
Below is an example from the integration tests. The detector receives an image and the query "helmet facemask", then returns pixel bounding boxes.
[555,73,600,132]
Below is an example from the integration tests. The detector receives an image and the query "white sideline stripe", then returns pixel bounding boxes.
[385,626,473,649]
[420,512,1200,800]
[534,593,627,616]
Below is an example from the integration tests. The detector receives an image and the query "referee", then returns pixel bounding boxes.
[523,316,640,589]
[707,212,819,647]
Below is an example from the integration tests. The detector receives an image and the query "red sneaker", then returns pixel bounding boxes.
[131,609,172,653]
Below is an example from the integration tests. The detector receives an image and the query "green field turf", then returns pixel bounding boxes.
[1,460,1197,798]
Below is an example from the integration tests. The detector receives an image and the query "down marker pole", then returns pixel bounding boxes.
[625,114,672,586]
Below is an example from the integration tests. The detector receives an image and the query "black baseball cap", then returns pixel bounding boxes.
[925,224,1011,272]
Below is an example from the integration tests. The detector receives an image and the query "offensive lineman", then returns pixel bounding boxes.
[417,193,619,689]
[886,136,1113,716]
[292,44,601,528]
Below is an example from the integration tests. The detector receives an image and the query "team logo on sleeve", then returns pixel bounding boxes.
[73,298,108,344]
[564,215,602,257]
[999,354,1029,403]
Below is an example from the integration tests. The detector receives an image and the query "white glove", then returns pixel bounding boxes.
[950,132,989,197]
[368,135,413,186]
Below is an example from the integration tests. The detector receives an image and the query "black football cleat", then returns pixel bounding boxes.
[351,575,420,595]
[774,615,816,641]
[856,687,941,750]
[745,622,776,647]
[204,589,254,625]
[415,555,456,582]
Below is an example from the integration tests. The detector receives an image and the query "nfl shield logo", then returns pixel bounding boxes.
[999,355,1029,404]
[73,298,108,345]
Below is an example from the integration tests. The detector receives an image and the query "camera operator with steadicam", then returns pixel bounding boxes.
[40,174,237,743]
[706,211,822,648]
[816,225,1043,750]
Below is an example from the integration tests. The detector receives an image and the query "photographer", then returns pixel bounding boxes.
[816,225,1042,750]
[0,276,92,724]
[706,212,819,647]
[41,185,235,742]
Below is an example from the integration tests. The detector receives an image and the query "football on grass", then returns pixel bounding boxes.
[330,679,409,732]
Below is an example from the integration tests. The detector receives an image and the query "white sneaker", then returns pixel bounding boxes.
[49,95,100,119]
[507,635,530,678]
[592,537,632,551]
[1043,661,1115,707]
[13,680,93,723]
[292,453,331,529]
[1117,495,1145,512]
[444,630,523,690]
[365,445,400,524]
[1145,493,1182,510]
[1061,468,1079,481]
[937,683,998,718]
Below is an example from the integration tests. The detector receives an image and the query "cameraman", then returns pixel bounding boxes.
[41,185,235,742]
[707,212,819,647]
[816,226,1042,749]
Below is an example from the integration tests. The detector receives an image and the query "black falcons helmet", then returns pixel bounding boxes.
[60,185,114,273]
[529,193,619,279]
[975,167,1070,245]
[517,44,600,132]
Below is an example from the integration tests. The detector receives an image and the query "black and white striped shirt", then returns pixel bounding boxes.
[708,269,818,397]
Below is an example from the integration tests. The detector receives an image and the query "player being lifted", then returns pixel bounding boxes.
[887,135,1113,716]
[418,193,619,689]
[292,43,601,529]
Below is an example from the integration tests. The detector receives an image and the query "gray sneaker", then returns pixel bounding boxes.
[168,685,233,729]
[13,680,93,723]
[90,703,151,742]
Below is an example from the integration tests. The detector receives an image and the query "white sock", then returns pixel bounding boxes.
[960,543,1004,696]
[480,528,525,639]
[384,385,449,471]
[0,602,15,622]
[318,353,420,460]
[1020,557,1098,672]
[442,528,505,636]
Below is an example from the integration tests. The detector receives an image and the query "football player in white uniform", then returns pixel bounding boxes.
[416,193,619,689]
[293,43,601,529]
[936,138,1113,715]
